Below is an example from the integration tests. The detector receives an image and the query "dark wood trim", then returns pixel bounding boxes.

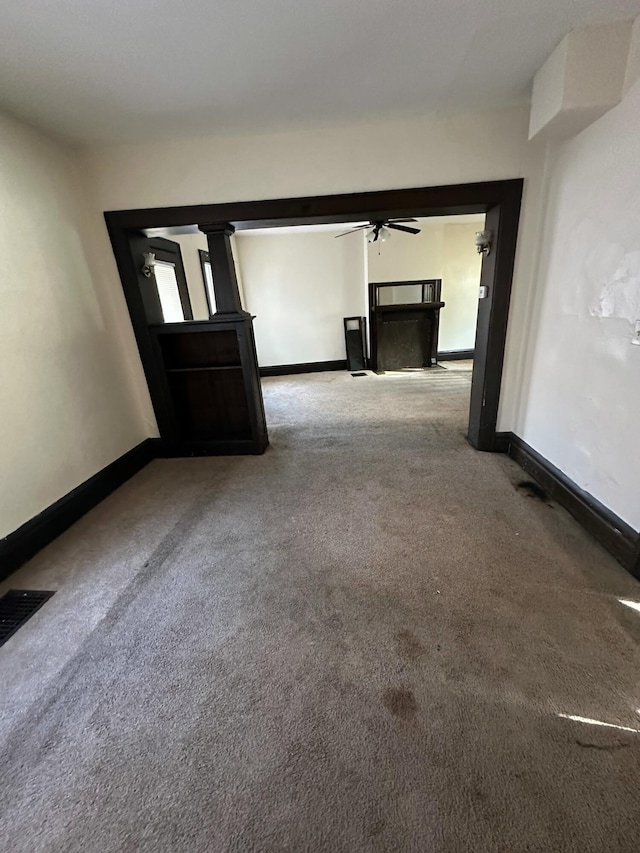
[493,430,512,454]
[437,349,475,361]
[105,179,523,455]
[104,179,522,231]
[0,440,155,583]
[237,315,269,452]
[502,432,639,578]
[150,438,265,457]
[260,360,347,377]
[468,198,521,451]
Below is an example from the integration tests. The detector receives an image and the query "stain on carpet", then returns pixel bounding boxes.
[575,739,630,751]
[382,688,418,720]
[395,629,425,662]
[516,480,553,506]
[368,819,386,837]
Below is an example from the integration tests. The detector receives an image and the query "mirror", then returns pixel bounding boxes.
[374,280,441,307]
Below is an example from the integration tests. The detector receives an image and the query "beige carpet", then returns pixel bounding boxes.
[1,368,639,852]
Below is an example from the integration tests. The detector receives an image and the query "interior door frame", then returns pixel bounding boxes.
[105,179,523,452]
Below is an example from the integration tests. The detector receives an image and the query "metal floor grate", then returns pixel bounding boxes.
[0,590,55,647]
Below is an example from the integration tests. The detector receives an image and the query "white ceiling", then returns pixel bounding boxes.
[1,0,639,146]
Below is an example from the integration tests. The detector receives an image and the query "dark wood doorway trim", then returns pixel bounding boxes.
[105,178,523,452]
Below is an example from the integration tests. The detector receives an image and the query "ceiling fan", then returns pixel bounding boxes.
[335,218,421,243]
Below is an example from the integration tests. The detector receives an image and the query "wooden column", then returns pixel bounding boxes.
[200,224,246,315]
[196,222,268,454]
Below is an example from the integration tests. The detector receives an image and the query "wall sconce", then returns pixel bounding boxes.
[141,252,156,278]
[475,230,492,255]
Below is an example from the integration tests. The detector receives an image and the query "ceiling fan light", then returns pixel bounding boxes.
[367,229,377,242]
[379,226,391,242]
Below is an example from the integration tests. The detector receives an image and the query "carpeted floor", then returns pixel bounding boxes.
[1,367,639,852]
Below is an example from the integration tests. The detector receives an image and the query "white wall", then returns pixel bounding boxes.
[235,229,367,365]
[0,110,147,539]
[82,107,537,211]
[440,223,482,352]
[80,104,546,435]
[367,223,444,283]
[367,218,483,352]
[514,72,640,529]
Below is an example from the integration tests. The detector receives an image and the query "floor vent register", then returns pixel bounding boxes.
[0,590,55,647]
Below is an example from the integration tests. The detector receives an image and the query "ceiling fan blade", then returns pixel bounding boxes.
[334,225,370,238]
[387,223,421,234]
[388,218,418,223]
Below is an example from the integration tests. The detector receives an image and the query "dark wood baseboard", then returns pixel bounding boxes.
[260,360,347,377]
[151,437,267,457]
[437,349,475,361]
[493,431,512,454]
[0,440,156,583]
[501,432,639,577]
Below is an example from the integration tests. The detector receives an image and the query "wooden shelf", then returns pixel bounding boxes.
[148,320,267,454]
[158,328,241,370]
[166,365,242,373]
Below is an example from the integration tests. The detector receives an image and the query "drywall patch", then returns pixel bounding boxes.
[593,250,640,322]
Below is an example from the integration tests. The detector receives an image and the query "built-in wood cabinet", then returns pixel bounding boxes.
[115,224,268,457]
[150,317,267,455]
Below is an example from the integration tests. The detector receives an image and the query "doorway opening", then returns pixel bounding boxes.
[366,213,485,374]
[106,179,522,453]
